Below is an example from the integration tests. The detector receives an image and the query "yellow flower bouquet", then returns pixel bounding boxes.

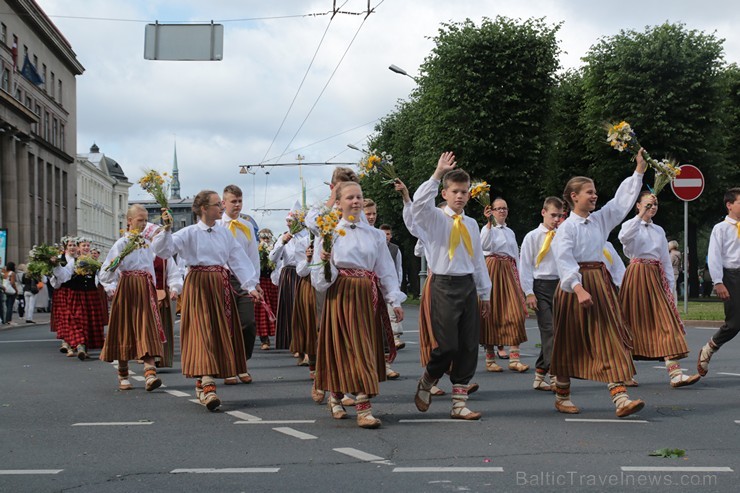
[315,206,342,281]
[105,229,149,272]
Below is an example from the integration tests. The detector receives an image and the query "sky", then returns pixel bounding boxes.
[34,0,740,234]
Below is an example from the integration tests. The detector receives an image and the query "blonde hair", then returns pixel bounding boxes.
[668,240,679,251]
[335,181,362,201]
[127,204,148,218]
[563,177,594,209]
[331,167,359,185]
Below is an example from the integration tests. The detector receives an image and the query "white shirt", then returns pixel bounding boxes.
[603,241,626,289]
[151,220,259,292]
[481,222,519,261]
[50,254,76,288]
[294,234,316,278]
[402,200,423,240]
[311,219,406,307]
[708,216,740,285]
[410,177,491,300]
[552,171,643,292]
[618,215,674,291]
[269,229,308,267]
[519,224,559,296]
[217,213,260,272]
[98,233,156,290]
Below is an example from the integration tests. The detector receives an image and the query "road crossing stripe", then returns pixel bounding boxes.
[398,419,480,423]
[72,422,153,426]
[393,467,504,473]
[164,390,190,397]
[0,470,63,475]
[565,419,648,423]
[170,468,279,474]
[235,420,316,425]
[272,427,317,440]
[621,467,733,472]
[226,410,261,421]
[333,447,390,464]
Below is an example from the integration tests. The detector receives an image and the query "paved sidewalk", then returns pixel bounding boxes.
[0,309,51,331]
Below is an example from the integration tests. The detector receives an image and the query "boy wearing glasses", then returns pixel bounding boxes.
[519,197,565,391]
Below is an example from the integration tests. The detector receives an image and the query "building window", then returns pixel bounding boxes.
[52,118,58,147]
[23,44,28,59]
[15,86,21,100]
[2,68,10,91]
[50,72,55,99]
[44,111,50,141]
[33,54,38,68]
[57,79,62,105]
[1,23,6,45]
[60,124,65,152]
[42,64,47,87]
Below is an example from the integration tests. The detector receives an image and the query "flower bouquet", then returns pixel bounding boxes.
[105,229,149,272]
[358,150,399,185]
[27,243,66,276]
[651,158,682,196]
[315,206,343,282]
[139,169,171,220]
[287,208,307,235]
[74,255,102,277]
[258,241,276,274]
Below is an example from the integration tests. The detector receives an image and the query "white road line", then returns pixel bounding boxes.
[717,372,740,377]
[170,468,279,474]
[734,420,740,424]
[235,420,316,425]
[653,366,686,372]
[0,339,59,343]
[72,422,153,426]
[189,399,201,405]
[226,410,261,422]
[164,390,191,398]
[131,376,145,381]
[0,469,63,475]
[621,466,733,472]
[399,419,480,424]
[272,427,317,440]
[565,419,648,423]
[333,447,391,465]
[393,467,504,473]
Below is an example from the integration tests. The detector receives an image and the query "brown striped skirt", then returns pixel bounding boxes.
[315,270,386,396]
[275,265,299,350]
[418,273,436,368]
[551,262,636,383]
[178,266,247,378]
[480,254,528,346]
[157,294,176,367]
[100,271,164,362]
[620,259,688,360]
[290,275,318,356]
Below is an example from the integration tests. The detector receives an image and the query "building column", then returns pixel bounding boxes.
[1,134,19,263]
[17,143,31,259]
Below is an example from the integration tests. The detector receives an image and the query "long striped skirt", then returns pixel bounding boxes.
[275,265,299,350]
[551,262,636,383]
[66,288,107,349]
[178,266,247,378]
[158,294,175,368]
[50,286,72,340]
[620,259,688,361]
[480,254,528,346]
[315,271,386,396]
[290,275,318,356]
[418,273,436,368]
[100,271,164,362]
[256,275,278,338]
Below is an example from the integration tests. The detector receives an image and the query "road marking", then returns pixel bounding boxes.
[0,339,59,343]
[653,366,686,372]
[565,419,648,423]
[621,466,733,472]
[399,419,480,423]
[0,469,63,475]
[235,420,316,425]
[164,390,190,398]
[72,422,153,426]
[189,399,202,405]
[333,447,391,465]
[393,467,504,473]
[734,420,740,424]
[717,372,740,377]
[170,468,279,474]
[272,427,317,440]
[131,376,145,381]
[226,410,261,421]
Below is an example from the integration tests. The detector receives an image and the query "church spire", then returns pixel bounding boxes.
[170,140,181,200]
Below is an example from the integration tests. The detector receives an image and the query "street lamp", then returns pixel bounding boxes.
[389,64,416,81]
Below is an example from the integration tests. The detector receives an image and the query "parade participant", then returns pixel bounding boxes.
[99,205,173,391]
[696,187,740,377]
[411,152,491,420]
[313,181,405,429]
[481,197,529,373]
[550,149,647,417]
[256,229,278,350]
[269,206,309,356]
[618,191,699,388]
[380,224,406,351]
[217,185,261,385]
[50,237,77,355]
[153,190,262,412]
[153,255,183,368]
[519,197,565,391]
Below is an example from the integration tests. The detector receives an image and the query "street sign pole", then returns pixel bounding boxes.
[684,201,688,313]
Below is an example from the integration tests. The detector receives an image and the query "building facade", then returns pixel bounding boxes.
[0,0,84,263]
[76,143,132,253]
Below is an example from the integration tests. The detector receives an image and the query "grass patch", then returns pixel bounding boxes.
[678,300,725,321]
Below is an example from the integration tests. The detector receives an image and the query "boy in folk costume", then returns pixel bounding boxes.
[519,197,566,391]
[412,152,491,420]
[696,187,740,377]
[481,197,529,373]
[217,185,261,385]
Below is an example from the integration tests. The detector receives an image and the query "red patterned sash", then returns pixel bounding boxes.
[189,265,236,335]
[630,258,685,333]
[122,270,166,343]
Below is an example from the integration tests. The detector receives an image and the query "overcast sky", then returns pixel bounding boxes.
[36,0,740,234]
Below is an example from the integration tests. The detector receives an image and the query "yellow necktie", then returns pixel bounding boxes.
[535,230,555,267]
[726,220,740,238]
[603,247,613,265]
[227,219,253,241]
[449,214,474,260]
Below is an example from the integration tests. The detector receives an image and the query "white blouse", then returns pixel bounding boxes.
[294,234,316,278]
[519,224,559,296]
[552,171,643,292]
[708,216,740,285]
[618,215,674,291]
[311,219,406,307]
[481,222,519,261]
[269,229,308,267]
[151,220,259,292]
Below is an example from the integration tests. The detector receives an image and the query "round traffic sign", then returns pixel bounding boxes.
[671,164,704,201]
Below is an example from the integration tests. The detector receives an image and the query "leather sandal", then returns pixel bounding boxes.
[414,381,431,412]
[224,377,238,385]
[238,373,252,384]
[615,399,645,418]
[555,400,580,414]
[144,368,162,392]
[357,413,381,429]
[202,384,221,411]
[328,397,348,419]
[311,387,326,404]
[486,362,504,372]
[450,406,482,420]
[431,385,446,396]
[509,361,529,373]
[671,373,701,388]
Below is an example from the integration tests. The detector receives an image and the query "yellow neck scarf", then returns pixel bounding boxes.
[603,247,613,265]
[449,214,474,260]
[726,219,740,238]
[535,230,555,267]
[227,219,253,241]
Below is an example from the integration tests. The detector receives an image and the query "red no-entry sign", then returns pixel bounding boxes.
[671,164,704,202]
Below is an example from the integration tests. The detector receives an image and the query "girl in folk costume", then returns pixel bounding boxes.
[480,198,529,373]
[153,254,183,368]
[50,237,77,355]
[154,191,262,412]
[269,207,309,356]
[313,181,405,429]
[98,206,178,391]
[256,229,278,350]
[618,192,700,388]
[550,149,648,418]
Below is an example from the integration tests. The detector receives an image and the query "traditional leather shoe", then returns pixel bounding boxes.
[533,379,552,391]
[144,368,162,391]
[357,413,381,429]
[467,383,480,395]
[66,348,76,357]
[450,408,482,420]
[223,377,238,385]
[59,343,70,354]
[431,385,446,396]
[414,382,431,412]
[238,373,252,384]
[554,400,580,414]
[386,367,400,379]
[486,362,504,373]
[508,361,529,373]
[203,392,221,412]
[260,343,270,350]
[341,396,356,407]
[671,373,701,388]
[328,399,348,419]
[311,387,326,404]
[615,399,645,418]
[76,345,87,361]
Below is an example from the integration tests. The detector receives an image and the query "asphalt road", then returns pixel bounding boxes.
[1,307,738,493]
